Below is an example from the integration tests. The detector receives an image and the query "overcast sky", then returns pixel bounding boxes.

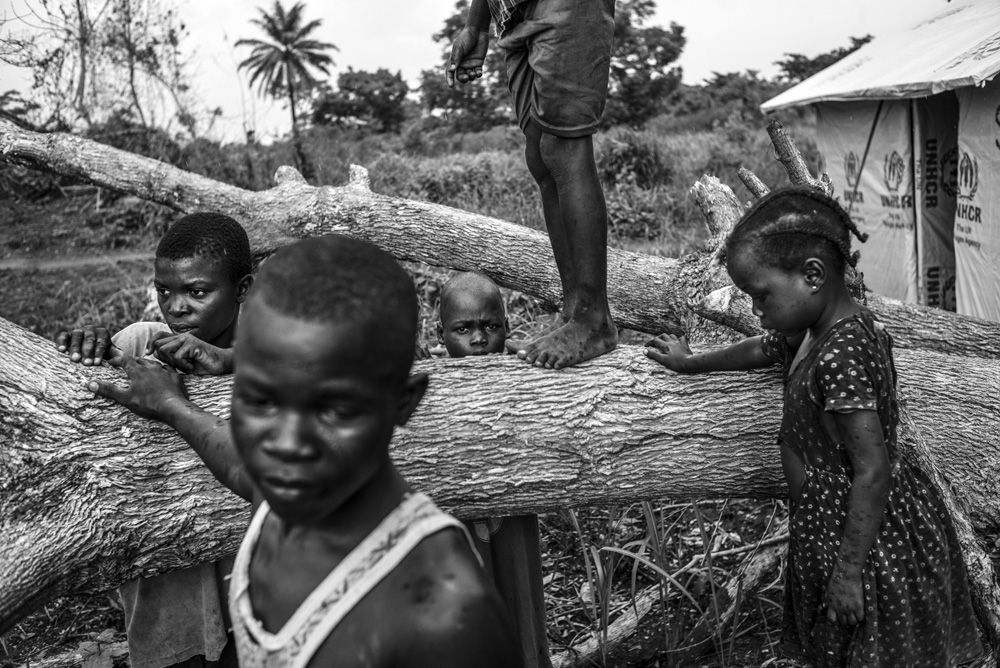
[0,0,947,142]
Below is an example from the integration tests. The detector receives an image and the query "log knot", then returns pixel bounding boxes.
[274,166,307,185]
[348,164,371,191]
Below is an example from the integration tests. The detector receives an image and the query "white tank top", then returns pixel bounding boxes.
[229,493,476,668]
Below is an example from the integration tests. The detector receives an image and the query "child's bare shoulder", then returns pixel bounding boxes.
[391,528,518,666]
[308,527,519,668]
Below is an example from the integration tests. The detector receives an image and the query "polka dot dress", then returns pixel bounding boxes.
[761,310,983,667]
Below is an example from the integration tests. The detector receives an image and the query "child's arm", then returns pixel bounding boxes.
[826,409,891,627]
[645,334,777,373]
[55,326,113,366]
[148,332,235,375]
[446,0,490,88]
[88,357,254,501]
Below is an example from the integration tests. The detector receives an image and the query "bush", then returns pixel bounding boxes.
[0,164,66,200]
[370,150,541,229]
[596,128,675,189]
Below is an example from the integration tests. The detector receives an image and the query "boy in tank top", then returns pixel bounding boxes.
[91,236,520,668]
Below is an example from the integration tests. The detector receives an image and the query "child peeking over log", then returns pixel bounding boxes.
[437,271,552,668]
[646,187,983,667]
[447,0,618,369]
[56,212,253,668]
[89,236,520,668]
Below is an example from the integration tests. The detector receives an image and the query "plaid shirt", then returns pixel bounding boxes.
[487,0,529,35]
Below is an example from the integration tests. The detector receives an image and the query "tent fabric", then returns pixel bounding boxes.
[815,101,918,303]
[953,75,1000,320]
[762,0,1000,112]
[914,93,959,311]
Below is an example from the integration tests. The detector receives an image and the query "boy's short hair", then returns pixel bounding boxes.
[252,236,418,370]
[439,272,504,316]
[156,212,252,284]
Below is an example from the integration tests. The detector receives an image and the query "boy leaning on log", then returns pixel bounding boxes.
[448,0,619,369]
[55,212,253,668]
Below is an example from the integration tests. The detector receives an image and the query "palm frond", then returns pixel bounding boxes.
[236,0,337,102]
[295,18,324,37]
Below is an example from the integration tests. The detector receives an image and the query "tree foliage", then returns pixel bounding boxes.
[603,0,685,128]
[236,0,337,179]
[655,35,874,133]
[665,71,787,128]
[0,0,195,132]
[0,90,42,130]
[417,0,511,133]
[311,68,409,133]
[418,0,685,132]
[776,35,873,84]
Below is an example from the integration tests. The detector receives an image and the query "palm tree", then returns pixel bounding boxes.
[237,1,337,180]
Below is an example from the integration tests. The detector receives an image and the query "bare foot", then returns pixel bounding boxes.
[509,317,617,369]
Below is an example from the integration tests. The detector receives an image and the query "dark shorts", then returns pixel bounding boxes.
[497,0,615,138]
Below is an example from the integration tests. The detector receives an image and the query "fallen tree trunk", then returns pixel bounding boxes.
[2,316,999,636]
[4,120,1000,357]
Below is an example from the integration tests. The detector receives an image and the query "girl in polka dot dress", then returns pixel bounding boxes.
[646,187,983,667]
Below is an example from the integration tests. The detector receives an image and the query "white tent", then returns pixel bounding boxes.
[761,0,1000,320]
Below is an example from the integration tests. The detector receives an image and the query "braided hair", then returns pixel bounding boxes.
[156,212,252,285]
[725,187,868,274]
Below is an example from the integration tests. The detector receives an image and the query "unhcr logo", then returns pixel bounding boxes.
[883,151,905,193]
[958,152,979,200]
[955,151,981,223]
[844,152,860,188]
[843,151,863,204]
[879,151,910,209]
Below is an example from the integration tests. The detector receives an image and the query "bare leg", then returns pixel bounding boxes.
[523,121,577,318]
[515,122,617,368]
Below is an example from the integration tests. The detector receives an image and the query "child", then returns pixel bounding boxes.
[438,271,552,668]
[646,187,983,667]
[56,212,248,376]
[56,212,252,668]
[89,237,520,668]
[447,0,618,369]
[437,271,509,357]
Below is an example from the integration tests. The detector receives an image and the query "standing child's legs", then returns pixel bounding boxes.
[524,120,574,315]
[523,120,617,368]
[500,0,618,369]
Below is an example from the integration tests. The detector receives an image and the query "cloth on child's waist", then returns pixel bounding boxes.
[488,0,529,35]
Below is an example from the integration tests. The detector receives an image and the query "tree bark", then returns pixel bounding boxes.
[2,120,999,653]
[2,316,1000,638]
[766,118,833,195]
